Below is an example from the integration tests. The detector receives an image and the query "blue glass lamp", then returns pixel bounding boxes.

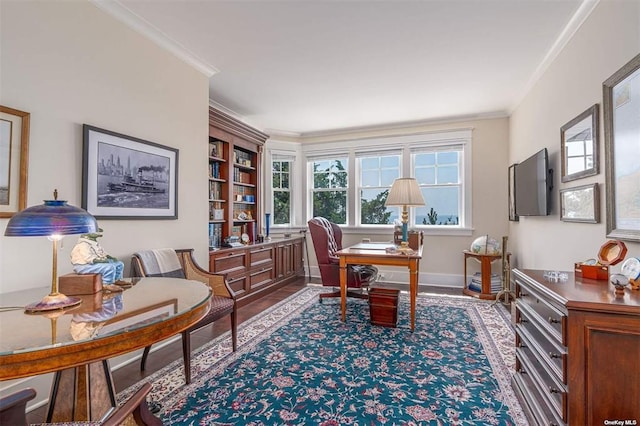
[385,178,425,251]
[4,190,98,312]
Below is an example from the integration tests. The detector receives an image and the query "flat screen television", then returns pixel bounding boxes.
[514,148,553,216]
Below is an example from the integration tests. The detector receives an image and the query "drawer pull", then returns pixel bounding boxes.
[519,318,528,324]
[549,386,560,394]
[548,316,560,324]
[520,292,528,297]
[517,342,527,348]
[517,368,526,374]
[548,351,560,359]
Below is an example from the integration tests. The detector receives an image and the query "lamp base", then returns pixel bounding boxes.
[24,292,82,313]
[396,241,416,255]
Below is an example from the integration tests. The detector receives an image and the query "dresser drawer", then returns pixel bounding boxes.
[513,361,565,426]
[516,281,566,345]
[211,250,248,277]
[516,346,567,422]
[516,306,567,383]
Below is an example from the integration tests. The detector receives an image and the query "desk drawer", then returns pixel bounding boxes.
[513,362,565,426]
[516,307,567,383]
[516,346,567,422]
[516,281,566,345]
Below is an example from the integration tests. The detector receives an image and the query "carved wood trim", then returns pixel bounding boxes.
[209,107,268,146]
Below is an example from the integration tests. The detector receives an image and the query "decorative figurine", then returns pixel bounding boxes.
[70,228,125,285]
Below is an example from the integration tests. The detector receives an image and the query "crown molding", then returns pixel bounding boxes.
[511,0,600,113]
[90,0,218,77]
[297,111,508,140]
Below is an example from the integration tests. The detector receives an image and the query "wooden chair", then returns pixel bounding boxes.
[0,383,161,425]
[308,217,378,302]
[131,248,237,384]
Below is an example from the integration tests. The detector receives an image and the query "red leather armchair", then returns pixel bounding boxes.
[308,217,377,301]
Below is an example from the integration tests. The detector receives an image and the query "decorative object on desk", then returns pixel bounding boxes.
[265,212,271,239]
[82,125,178,220]
[119,287,525,425]
[4,189,98,312]
[621,257,640,290]
[574,239,627,280]
[610,273,630,296]
[561,104,599,183]
[0,105,30,218]
[385,177,425,251]
[470,235,501,256]
[603,53,640,242]
[70,227,124,285]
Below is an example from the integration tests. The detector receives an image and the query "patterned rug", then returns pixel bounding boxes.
[119,287,527,425]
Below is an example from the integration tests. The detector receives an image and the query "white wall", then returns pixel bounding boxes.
[510,1,640,270]
[0,0,209,403]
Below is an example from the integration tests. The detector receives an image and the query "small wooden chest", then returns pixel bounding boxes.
[59,273,103,295]
[368,287,400,327]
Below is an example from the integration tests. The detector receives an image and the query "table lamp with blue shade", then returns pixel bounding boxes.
[4,190,99,313]
[385,178,425,251]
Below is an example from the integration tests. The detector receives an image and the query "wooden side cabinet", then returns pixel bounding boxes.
[512,268,640,426]
[210,236,304,306]
[462,250,508,300]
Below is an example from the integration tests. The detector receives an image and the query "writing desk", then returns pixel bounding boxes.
[335,243,423,330]
[0,277,211,422]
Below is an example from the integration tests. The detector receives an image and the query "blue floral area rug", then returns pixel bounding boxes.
[119,287,527,425]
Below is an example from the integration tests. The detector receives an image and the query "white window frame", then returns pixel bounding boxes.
[307,154,349,225]
[301,129,473,236]
[271,157,293,226]
[356,150,402,227]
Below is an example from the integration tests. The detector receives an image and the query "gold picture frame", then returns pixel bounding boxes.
[0,105,30,218]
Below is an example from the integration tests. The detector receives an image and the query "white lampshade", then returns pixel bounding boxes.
[385,178,426,207]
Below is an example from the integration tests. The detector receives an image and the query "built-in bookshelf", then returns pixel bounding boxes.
[208,107,268,250]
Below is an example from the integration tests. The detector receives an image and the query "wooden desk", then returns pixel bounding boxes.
[336,244,422,330]
[0,277,211,422]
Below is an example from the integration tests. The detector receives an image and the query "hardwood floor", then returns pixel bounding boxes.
[26,277,464,423]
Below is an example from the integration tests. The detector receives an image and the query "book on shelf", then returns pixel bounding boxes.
[209,139,224,159]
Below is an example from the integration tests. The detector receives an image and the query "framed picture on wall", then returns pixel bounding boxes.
[82,125,178,219]
[0,106,30,218]
[603,53,640,241]
[559,183,599,223]
[560,104,599,183]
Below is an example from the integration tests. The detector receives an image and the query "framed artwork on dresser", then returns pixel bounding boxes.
[82,125,178,220]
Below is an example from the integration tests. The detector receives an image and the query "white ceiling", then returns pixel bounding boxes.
[101,0,591,136]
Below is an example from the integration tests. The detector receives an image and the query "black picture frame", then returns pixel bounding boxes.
[82,125,178,219]
[508,163,519,222]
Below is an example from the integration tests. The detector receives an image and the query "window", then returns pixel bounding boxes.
[358,154,400,225]
[302,129,471,233]
[310,158,348,224]
[413,149,462,226]
[272,159,291,225]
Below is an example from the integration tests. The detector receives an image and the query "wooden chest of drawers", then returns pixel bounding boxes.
[512,268,640,426]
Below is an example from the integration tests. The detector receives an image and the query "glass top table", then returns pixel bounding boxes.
[0,277,211,422]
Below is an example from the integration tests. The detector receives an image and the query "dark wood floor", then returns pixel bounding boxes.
[26,277,462,423]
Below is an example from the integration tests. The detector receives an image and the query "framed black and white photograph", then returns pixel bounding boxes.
[603,53,640,241]
[560,104,599,183]
[560,183,599,223]
[0,105,29,218]
[82,125,178,219]
[508,163,518,221]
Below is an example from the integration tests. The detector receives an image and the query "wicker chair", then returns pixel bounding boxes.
[131,249,237,384]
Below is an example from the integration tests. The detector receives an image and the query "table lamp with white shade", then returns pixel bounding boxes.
[4,190,99,313]
[385,178,425,251]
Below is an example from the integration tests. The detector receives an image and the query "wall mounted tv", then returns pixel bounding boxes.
[514,148,553,216]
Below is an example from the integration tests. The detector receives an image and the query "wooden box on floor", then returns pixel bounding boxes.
[368,288,400,327]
